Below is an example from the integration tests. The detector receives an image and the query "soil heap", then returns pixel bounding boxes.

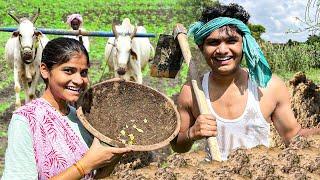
[271,72,320,148]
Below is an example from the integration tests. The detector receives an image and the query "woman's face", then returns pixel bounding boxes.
[200,26,243,76]
[41,53,89,103]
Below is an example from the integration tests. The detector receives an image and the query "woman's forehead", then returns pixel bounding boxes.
[54,53,89,68]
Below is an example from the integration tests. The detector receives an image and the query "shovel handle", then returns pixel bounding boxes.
[175,24,222,161]
[174,24,191,66]
[191,78,221,162]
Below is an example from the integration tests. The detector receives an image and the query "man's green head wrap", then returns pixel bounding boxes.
[188,17,272,87]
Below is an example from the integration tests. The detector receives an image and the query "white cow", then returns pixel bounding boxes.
[105,18,154,84]
[5,9,49,108]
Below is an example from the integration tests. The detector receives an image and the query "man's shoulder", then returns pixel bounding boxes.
[258,74,289,101]
[177,82,193,106]
[261,74,286,91]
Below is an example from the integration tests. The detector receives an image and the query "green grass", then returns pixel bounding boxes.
[0,91,25,114]
[276,68,320,84]
[0,75,13,90]
[0,131,7,138]
[0,102,11,114]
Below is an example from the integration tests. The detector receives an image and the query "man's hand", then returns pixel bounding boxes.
[189,114,217,141]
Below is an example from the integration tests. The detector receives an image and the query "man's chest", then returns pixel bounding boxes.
[208,88,276,122]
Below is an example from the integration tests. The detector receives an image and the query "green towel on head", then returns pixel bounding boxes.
[189,17,272,87]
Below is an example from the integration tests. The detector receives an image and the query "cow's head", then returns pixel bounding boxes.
[112,23,137,76]
[9,8,42,64]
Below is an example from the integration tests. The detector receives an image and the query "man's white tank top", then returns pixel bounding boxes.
[202,72,270,161]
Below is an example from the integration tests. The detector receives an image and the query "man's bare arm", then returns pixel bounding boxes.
[170,83,195,153]
[270,75,320,145]
[270,75,301,146]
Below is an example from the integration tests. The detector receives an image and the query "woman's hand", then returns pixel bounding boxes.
[189,114,217,141]
[79,137,132,174]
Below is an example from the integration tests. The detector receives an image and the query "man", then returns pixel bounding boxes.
[65,14,90,52]
[170,3,319,161]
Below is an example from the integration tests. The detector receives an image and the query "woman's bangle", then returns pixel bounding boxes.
[74,161,85,177]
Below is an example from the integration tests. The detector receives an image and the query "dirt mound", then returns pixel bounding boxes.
[288,72,320,128]
[106,135,320,179]
[271,72,320,148]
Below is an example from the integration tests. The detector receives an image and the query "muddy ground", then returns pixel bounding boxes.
[109,135,320,180]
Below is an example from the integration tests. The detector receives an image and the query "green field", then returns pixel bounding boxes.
[0,0,319,175]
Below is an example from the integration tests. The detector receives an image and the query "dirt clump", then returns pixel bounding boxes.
[288,72,320,128]
[270,72,320,148]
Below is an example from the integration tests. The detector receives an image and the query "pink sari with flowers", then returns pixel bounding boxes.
[15,98,93,179]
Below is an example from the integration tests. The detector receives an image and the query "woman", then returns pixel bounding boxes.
[2,37,131,179]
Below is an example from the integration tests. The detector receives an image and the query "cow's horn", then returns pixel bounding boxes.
[130,26,137,39]
[112,23,119,38]
[8,11,20,23]
[31,8,40,23]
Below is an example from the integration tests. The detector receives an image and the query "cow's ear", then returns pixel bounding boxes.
[34,30,42,37]
[130,49,137,60]
[12,31,19,37]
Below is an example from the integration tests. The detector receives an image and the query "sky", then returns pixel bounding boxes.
[221,0,318,43]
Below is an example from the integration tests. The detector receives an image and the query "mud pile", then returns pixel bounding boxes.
[288,72,320,128]
[271,72,320,148]
[106,135,320,179]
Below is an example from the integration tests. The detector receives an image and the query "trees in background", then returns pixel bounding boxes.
[248,24,266,41]
[306,34,320,44]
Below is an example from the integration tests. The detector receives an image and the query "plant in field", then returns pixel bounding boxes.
[179,0,219,22]
[260,41,320,72]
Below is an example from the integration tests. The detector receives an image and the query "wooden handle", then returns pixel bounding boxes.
[175,24,222,161]
[191,78,221,162]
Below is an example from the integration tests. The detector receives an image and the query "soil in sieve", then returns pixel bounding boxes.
[82,81,178,146]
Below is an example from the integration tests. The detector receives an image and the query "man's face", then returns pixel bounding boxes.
[200,26,243,76]
[70,19,81,30]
